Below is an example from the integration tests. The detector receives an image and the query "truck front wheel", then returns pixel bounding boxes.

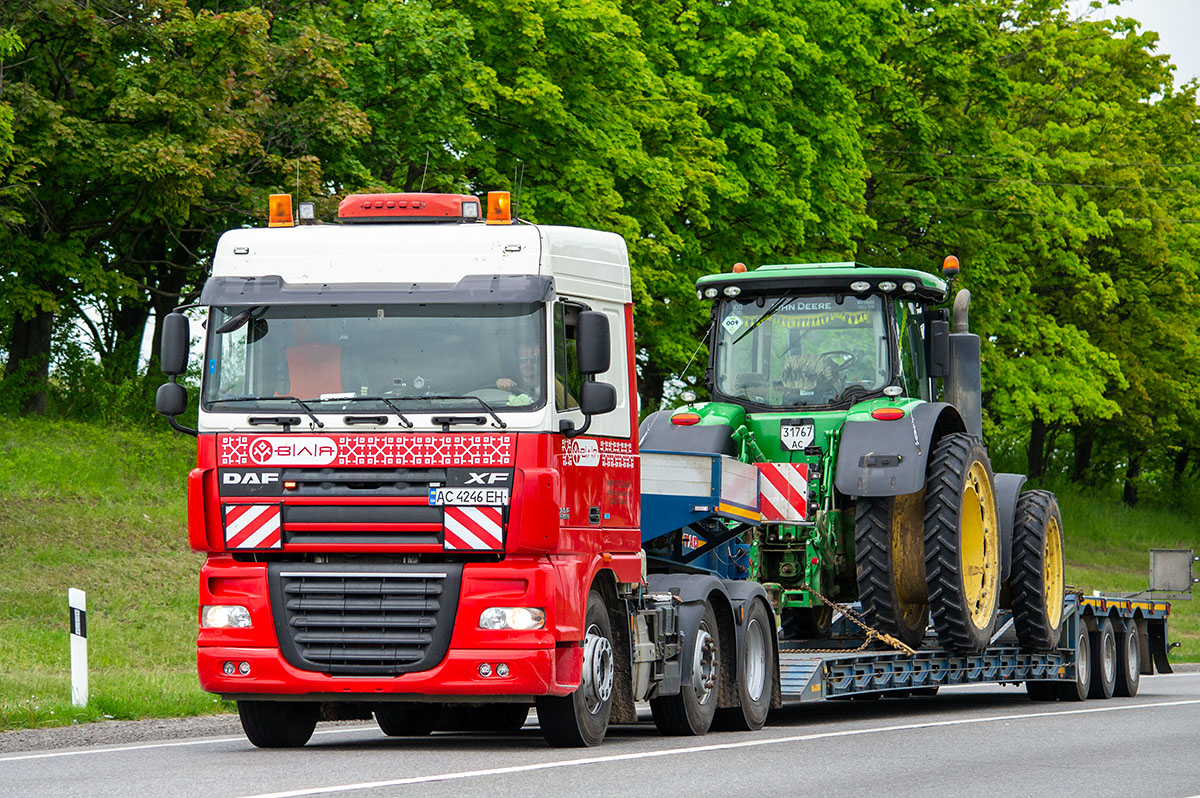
[237,700,319,748]
[536,590,614,747]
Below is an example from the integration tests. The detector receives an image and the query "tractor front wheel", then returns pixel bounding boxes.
[1010,490,1066,651]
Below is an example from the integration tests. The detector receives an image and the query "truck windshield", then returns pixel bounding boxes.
[714,295,889,407]
[201,303,547,414]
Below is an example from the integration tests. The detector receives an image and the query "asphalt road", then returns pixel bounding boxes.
[4,673,1200,798]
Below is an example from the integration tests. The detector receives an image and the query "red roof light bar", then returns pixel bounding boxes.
[337,193,481,223]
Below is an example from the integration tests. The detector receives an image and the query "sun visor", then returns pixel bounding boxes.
[200,274,555,307]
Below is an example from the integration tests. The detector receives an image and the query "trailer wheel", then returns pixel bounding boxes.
[1088,617,1117,700]
[1054,618,1091,701]
[923,434,1001,653]
[713,599,774,731]
[651,601,720,735]
[1114,620,1141,698]
[237,700,319,748]
[1025,681,1057,701]
[855,493,929,649]
[1010,490,1065,651]
[536,590,613,747]
[374,704,440,737]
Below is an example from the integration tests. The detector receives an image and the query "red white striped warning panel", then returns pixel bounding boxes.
[756,463,809,523]
[223,504,283,550]
[443,506,504,552]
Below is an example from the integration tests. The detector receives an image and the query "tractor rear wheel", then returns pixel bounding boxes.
[1010,491,1066,651]
[923,434,1001,653]
[855,492,930,649]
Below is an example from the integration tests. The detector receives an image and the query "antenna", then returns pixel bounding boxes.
[420,150,431,192]
[295,159,300,201]
[513,161,525,221]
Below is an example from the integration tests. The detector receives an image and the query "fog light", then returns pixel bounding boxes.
[496,663,510,677]
[202,605,251,628]
[479,607,546,630]
[850,280,871,292]
[902,281,917,292]
[238,661,251,675]
[478,663,493,677]
[222,661,236,676]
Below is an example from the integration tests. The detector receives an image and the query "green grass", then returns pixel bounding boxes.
[0,418,228,730]
[0,418,1196,731]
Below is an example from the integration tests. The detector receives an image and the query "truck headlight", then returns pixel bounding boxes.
[202,605,252,628]
[479,607,546,630]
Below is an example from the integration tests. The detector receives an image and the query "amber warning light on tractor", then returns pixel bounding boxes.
[943,255,960,276]
[268,194,294,228]
[337,193,481,223]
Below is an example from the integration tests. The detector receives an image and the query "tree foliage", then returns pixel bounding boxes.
[0,0,1196,505]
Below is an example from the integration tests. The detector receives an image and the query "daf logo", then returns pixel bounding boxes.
[465,471,509,485]
[223,472,281,486]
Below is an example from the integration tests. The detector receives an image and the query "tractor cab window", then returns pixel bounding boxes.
[714,294,888,408]
[896,301,931,401]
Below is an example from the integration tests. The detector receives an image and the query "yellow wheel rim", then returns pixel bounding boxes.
[959,461,999,630]
[1044,516,1064,630]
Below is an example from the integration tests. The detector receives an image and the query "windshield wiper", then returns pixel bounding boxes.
[209,396,324,429]
[420,395,508,430]
[732,295,795,345]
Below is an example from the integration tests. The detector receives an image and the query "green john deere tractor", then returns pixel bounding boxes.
[640,259,1066,653]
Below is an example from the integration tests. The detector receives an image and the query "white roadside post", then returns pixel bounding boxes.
[68,588,88,708]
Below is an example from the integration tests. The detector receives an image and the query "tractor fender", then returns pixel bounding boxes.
[834,402,966,498]
[993,473,1027,585]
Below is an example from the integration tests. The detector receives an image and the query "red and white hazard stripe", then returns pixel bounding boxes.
[756,463,809,523]
[223,504,282,549]
[443,506,504,552]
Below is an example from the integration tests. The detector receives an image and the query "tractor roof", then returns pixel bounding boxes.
[696,261,947,303]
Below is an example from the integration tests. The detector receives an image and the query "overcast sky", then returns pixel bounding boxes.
[1068,0,1200,84]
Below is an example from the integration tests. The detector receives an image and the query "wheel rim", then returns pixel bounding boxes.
[1126,627,1140,682]
[1077,627,1090,686]
[692,626,718,705]
[1043,516,1064,630]
[743,617,767,702]
[1103,628,1117,684]
[581,622,613,715]
[959,461,999,630]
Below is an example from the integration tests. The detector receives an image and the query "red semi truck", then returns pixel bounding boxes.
[156,191,778,748]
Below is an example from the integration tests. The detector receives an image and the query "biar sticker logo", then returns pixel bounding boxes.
[563,439,600,467]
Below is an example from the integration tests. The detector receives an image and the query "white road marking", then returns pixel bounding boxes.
[0,725,373,763]
[237,698,1200,798]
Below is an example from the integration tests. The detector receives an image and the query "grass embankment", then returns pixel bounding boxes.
[0,418,222,730]
[0,419,1197,731]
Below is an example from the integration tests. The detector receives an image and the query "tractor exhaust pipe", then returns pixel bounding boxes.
[946,289,982,440]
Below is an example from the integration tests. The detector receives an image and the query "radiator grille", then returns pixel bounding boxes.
[269,564,463,676]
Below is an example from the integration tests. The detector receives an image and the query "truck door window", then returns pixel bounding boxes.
[554,303,582,411]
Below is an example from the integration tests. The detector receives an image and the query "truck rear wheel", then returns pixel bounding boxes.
[374,703,440,737]
[713,599,773,731]
[1010,490,1065,651]
[855,492,929,649]
[237,700,319,748]
[1088,617,1117,699]
[923,434,1001,652]
[536,590,613,747]
[1114,619,1141,698]
[651,601,720,735]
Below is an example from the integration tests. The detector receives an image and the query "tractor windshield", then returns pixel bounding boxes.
[713,295,889,407]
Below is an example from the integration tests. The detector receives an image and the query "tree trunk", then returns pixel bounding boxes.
[1122,453,1142,507]
[1072,425,1093,483]
[1174,449,1190,490]
[1027,415,1047,479]
[110,299,151,379]
[3,310,55,414]
[639,355,667,419]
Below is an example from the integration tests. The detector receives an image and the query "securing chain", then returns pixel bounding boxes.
[778,582,917,656]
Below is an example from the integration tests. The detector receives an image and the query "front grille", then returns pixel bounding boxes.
[269,563,463,676]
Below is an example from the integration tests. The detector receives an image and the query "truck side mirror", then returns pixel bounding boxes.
[160,312,190,376]
[576,311,610,375]
[579,380,616,416]
[156,381,188,417]
[928,318,950,379]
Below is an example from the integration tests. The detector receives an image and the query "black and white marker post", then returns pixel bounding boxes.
[68,588,87,707]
